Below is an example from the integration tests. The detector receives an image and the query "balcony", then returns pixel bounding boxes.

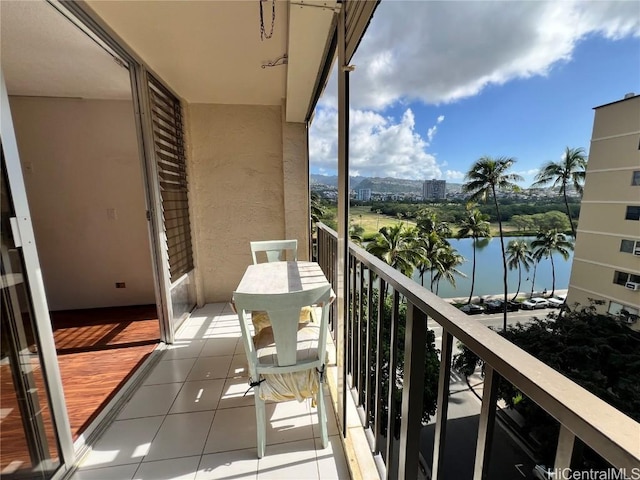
[314,223,639,479]
[67,224,639,480]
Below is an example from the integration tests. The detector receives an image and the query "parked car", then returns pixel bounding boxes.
[483,299,520,313]
[459,303,485,315]
[521,297,550,309]
[547,294,566,308]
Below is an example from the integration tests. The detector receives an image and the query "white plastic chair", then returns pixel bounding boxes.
[250,239,297,264]
[233,284,334,458]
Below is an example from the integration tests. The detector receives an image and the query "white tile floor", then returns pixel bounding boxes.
[71,303,349,480]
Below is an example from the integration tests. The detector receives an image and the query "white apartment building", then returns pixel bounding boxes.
[567,93,640,328]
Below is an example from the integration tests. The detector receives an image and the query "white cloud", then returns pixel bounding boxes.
[309,106,442,180]
[437,115,445,123]
[320,0,640,110]
[445,170,466,181]
[516,168,541,177]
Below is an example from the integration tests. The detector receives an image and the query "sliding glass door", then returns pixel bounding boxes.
[1,73,73,479]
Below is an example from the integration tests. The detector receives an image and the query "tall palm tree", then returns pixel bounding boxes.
[532,146,587,237]
[366,223,423,278]
[457,207,491,304]
[506,240,533,301]
[463,156,523,330]
[531,229,574,296]
[528,246,544,298]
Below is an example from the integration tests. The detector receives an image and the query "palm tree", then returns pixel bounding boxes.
[531,229,574,296]
[366,223,423,278]
[310,192,325,225]
[457,207,491,303]
[506,240,533,301]
[528,242,544,298]
[415,210,452,291]
[432,247,466,295]
[463,156,523,330]
[532,146,587,237]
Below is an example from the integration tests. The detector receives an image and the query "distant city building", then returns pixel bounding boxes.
[357,188,371,201]
[422,179,446,200]
[567,93,640,330]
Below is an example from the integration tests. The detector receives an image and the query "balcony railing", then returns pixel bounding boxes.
[315,223,640,480]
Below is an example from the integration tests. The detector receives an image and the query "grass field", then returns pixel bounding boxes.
[346,205,520,238]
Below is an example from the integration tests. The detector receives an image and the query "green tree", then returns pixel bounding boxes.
[506,240,533,301]
[366,223,423,278]
[463,157,523,329]
[531,229,574,296]
[349,221,364,244]
[528,243,544,298]
[432,247,466,295]
[415,210,452,291]
[532,146,587,237]
[453,305,640,466]
[310,192,325,226]
[457,207,491,304]
[358,289,440,435]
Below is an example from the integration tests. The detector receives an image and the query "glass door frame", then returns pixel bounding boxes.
[0,70,75,474]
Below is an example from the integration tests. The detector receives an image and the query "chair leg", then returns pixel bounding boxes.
[316,381,328,449]
[255,393,266,458]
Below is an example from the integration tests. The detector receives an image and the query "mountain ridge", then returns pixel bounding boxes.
[310,174,463,194]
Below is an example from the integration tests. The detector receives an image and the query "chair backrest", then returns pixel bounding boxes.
[234,284,332,373]
[250,239,297,264]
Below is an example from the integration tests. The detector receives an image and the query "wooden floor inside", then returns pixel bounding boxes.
[1,305,160,475]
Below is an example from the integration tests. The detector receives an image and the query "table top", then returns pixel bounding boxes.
[234,261,330,296]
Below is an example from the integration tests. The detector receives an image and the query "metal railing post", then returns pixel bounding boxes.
[398,303,428,479]
[473,365,499,480]
[432,329,453,479]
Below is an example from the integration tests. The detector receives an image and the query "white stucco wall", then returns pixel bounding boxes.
[186,103,310,303]
[9,96,156,311]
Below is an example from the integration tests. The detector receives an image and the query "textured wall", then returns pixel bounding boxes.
[282,119,309,260]
[187,104,290,302]
[9,96,156,310]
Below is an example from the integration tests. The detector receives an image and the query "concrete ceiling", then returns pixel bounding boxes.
[0,0,132,100]
[85,0,338,121]
[0,0,338,122]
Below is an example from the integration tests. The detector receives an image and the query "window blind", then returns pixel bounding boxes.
[147,76,194,281]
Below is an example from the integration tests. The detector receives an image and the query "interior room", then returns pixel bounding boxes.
[0,0,160,466]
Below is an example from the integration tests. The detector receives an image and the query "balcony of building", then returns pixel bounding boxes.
[65,223,640,480]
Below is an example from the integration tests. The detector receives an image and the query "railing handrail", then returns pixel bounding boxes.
[316,222,640,470]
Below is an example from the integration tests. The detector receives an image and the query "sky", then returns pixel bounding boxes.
[308,0,640,187]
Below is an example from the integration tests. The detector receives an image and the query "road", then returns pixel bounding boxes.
[418,307,556,479]
[419,368,541,480]
[429,307,557,354]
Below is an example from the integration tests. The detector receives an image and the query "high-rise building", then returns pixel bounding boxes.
[357,188,371,201]
[422,179,446,200]
[567,93,640,329]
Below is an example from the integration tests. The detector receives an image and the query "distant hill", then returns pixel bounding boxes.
[311,174,462,194]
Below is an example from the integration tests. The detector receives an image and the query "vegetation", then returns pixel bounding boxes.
[354,287,440,434]
[532,146,587,237]
[453,303,640,466]
[365,223,422,278]
[506,240,533,301]
[463,157,523,330]
[457,206,491,304]
[531,230,574,296]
